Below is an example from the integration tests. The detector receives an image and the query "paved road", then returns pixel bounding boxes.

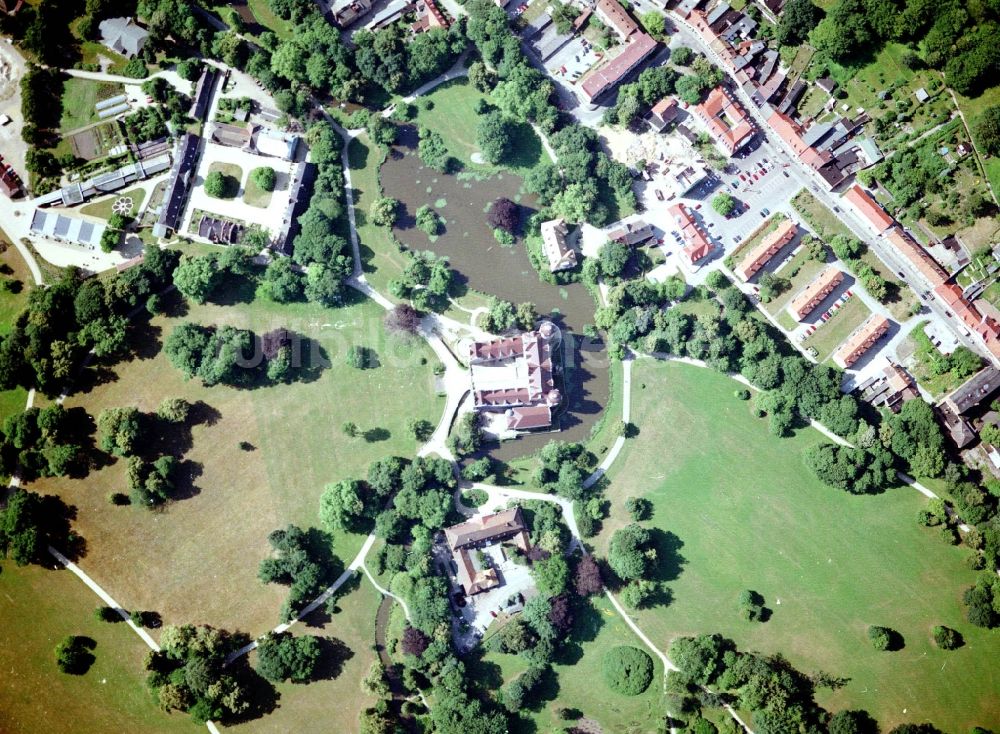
[664,11,988,364]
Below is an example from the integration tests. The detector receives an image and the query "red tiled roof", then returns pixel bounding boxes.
[884,228,947,288]
[507,405,552,430]
[668,202,713,264]
[843,185,894,234]
[832,314,890,369]
[693,86,754,155]
[596,0,638,39]
[735,219,797,281]
[788,265,843,321]
[580,33,657,102]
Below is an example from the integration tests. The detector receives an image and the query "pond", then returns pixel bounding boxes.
[380,126,610,460]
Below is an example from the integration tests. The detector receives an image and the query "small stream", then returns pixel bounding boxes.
[380,127,610,460]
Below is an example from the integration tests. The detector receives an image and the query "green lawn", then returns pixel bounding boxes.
[956,83,1000,194]
[469,594,667,732]
[412,78,552,178]
[597,360,999,733]
[60,78,124,133]
[232,579,380,734]
[243,171,274,209]
[207,162,243,200]
[247,0,296,40]
[29,290,443,636]
[349,135,410,301]
[802,295,872,361]
[79,187,147,221]
[0,564,192,734]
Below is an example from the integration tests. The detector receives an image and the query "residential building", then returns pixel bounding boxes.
[667,202,712,265]
[661,161,708,200]
[98,17,149,58]
[273,161,311,255]
[411,0,449,32]
[540,218,577,272]
[595,0,639,40]
[580,33,657,103]
[608,220,654,246]
[189,66,218,122]
[692,86,754,156]
[648,97,678,132]
[942,367,1000,416]
[469,322,562,432]
[787,265,844,321]
[832,314,890,369]
[29,210,107,249]
[444,508,531,596]
[734,219,797,281]
[859,362,919,413]
[0,168,21,198]
[885,228,947,289]
[842,184,894,235]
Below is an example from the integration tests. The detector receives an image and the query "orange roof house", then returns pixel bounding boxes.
[832,314,890,369]
[884,228,947,289]
[843,185,894,235]
[580,32,657,102]
[444,508,531,595]
[787,265,844,321]
[595,0,639,40]
[692,86,754,156]
[668,202,713,265]
[735,219,797,281]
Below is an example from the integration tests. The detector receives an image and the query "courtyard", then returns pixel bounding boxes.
[181,141,298,244]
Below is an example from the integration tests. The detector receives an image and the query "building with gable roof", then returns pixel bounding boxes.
[98,17,149,58]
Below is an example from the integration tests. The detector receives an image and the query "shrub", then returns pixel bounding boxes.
[251,166,276,192]
[370,197,399,227]
[931,625,962,650]
[602,646,653,695]
[867,625,894,651]
[94,606,119,623]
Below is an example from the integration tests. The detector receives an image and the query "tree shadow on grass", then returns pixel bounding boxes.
[166,459,203,502]
[309,636,355,682]
[558,597,604,666]
[226,663,280,724]
[41,494,86,563]
[160,288,189,319]
[211,276,258,307]
[648,528,686,583]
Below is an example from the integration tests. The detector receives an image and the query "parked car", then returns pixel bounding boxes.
[761,208,770,216]
[655,189,664,201]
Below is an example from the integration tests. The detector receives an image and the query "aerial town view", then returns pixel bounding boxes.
[1,0,999,731]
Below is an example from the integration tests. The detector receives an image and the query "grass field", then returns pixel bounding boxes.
[79,187,147,221]
[412,78,552,179]
[955,83,1000,194]
[349,136,409,300]
[232,579,380,734]
[28,291,443,636]
[59,79,124,132]
[0,240,34,428]
[802,295,871,361]
[243,170,273,209]
[597,360,999,733]
[207,162,243,200]
[0,564,191,734]
[247,0,296,40]
[470,594,667,732]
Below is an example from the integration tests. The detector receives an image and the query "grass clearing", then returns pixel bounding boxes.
[207,162,243,200]
[79,187,147,221]
[469,594,667,732]
[60,79,124,132]
[247,0,296,40]
[412,78,552,178]
[898,321,976,398]
[232,579,380,734]
[599,360,999,733]
[0,563,191,734]
[29,291,443,635]
[802,295,871,361]
[243,174,273,209]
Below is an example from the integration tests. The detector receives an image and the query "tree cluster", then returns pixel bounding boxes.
[145,624,259,725]
[258,525,339,622]
[388,252,454,312]
[0,246,178,396]
[0,405,86,480]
